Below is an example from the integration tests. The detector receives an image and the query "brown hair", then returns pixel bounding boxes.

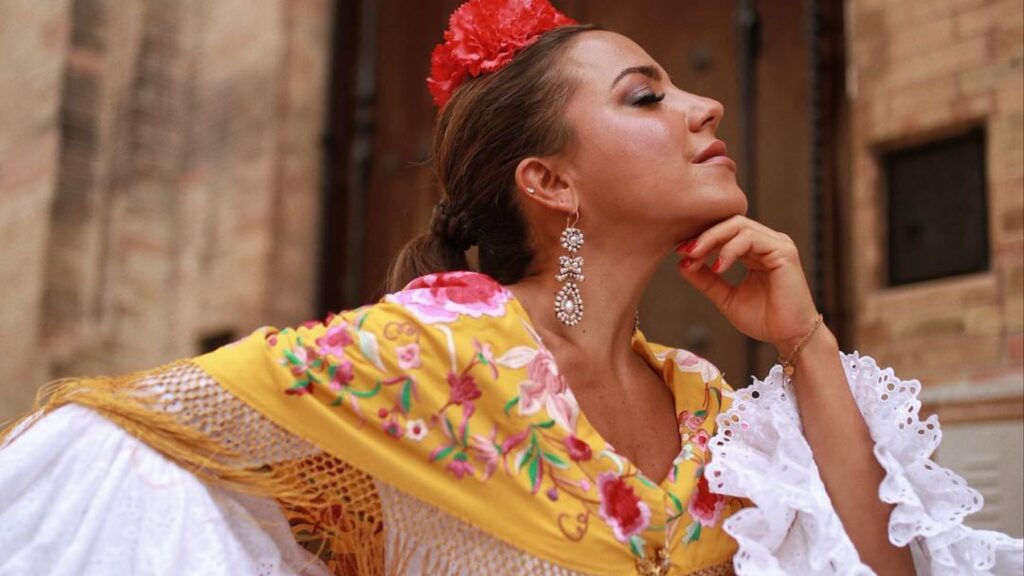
[386,24,599,292]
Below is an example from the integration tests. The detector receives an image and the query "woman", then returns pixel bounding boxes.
[1,1,1021,574]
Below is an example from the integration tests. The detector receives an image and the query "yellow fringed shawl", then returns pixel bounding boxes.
[2,271,743,575]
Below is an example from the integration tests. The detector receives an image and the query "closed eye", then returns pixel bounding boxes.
[632,92,665,106]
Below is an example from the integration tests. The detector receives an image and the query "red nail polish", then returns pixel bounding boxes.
[711,259,722,272]
[681,258,693,268]
[680,240,697,253]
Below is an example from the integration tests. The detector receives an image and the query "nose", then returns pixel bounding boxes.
[687,93,724,133]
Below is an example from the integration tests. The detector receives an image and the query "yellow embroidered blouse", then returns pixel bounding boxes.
[197,271,743,575]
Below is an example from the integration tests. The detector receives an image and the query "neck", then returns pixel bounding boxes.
[506,231,668,371]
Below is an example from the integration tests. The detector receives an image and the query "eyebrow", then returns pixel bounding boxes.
[609,65,662,91]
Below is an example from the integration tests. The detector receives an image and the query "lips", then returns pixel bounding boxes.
[693,140,730,164]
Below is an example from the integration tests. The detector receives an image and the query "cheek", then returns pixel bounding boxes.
[574,115,684,183]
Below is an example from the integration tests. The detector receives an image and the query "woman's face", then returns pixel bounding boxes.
[559,30,747,245]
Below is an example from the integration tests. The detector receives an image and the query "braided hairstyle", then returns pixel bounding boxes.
[386,24,598,291]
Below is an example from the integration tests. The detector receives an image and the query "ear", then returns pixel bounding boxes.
[514,156,577,215]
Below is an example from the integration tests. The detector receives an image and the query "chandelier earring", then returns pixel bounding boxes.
[554,210,584,326]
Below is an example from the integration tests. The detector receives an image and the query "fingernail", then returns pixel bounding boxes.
[711,259,722,272]
[678,240,697,253]
[680,258,693,268]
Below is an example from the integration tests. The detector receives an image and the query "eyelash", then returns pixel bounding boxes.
[632,92,665,106]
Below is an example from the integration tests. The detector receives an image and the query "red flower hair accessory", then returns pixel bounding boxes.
[427,0,576,109]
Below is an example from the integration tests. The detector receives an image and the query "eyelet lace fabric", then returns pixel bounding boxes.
[705,350,1024,576]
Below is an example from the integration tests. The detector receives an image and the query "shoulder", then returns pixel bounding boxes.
[380,271,515,325]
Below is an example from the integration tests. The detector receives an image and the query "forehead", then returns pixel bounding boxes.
[563,31,660,88]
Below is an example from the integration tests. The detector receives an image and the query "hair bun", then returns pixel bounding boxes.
[431,200,477,251]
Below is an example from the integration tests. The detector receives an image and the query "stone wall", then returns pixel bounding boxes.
[0,0,334,421]
[846,0,1023,413]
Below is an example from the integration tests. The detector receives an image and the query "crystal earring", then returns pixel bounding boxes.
[555,211,584,326]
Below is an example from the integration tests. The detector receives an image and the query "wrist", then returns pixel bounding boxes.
[774,321,836,359]
[773,314,831,359]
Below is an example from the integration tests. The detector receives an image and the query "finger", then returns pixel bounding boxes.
[675,215,748,259]
[711,229,755,274]
[677,257,736,311]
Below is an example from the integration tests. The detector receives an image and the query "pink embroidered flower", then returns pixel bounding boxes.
[691,429,710,451]
[447,458,475,479]
[670,350,721,383]
[328,358,355,391]
[316,323,353,359]
[444,372,482,415]
[517,347,579,432]
[470,425,500,480]
[395,343,422,370]
[678,409,707,431]
[384,271,512,324]
[688,476,726,528]
[565,435,592,462]
[597,472,652,542]
[405,419,429,441]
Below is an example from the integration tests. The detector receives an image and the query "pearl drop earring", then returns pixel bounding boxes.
[554,210,584,326]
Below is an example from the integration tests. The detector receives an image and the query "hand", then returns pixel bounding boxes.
[675,215,821,356]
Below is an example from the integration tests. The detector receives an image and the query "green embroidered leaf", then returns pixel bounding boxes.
[694,410,708,418]
[348,382,381,398]
[431,445,455,462]
[461,417,469,447]
[668,491,684,513]
[400,380,412,413]
[444,416,457,440]
[356,313,368,329]
[638,475,657,489]
[357,330,385,370]
[288,379,310,390]
[453,451,468,462]
[535,419,555,429]
[504,396,519,415]
[629,535,646,559]
[328,365,336,379]
[476,352,488,365]
[541,451,569,469]
[515,443,536,473]
[684,521,702,543]
[283,349,304,366]
[330,393,345,407]
[527,451,539,489]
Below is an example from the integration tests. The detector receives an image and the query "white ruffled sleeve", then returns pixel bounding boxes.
[0,404,329,576]
[705,350,1024,576]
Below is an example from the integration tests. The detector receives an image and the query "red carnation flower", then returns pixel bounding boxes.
[597,472,652,542]
[427,0,576,108]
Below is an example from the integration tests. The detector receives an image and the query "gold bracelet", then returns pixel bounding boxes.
[778,313,824,377]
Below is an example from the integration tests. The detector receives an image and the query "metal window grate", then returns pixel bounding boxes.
[884,127,989,286]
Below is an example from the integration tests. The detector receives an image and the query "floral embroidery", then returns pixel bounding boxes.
[384,270,513,323]
[598,472,653,543]
[395,343,421,370]
[685,476,726,540]
[406,419,429,441]
[655,348,721,384]
[272,272,738,563]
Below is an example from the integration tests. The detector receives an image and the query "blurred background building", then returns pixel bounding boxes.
[1,0,1021,536]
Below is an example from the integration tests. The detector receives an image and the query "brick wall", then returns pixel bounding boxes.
[0,0,334,421]
[846,0,1023,412]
